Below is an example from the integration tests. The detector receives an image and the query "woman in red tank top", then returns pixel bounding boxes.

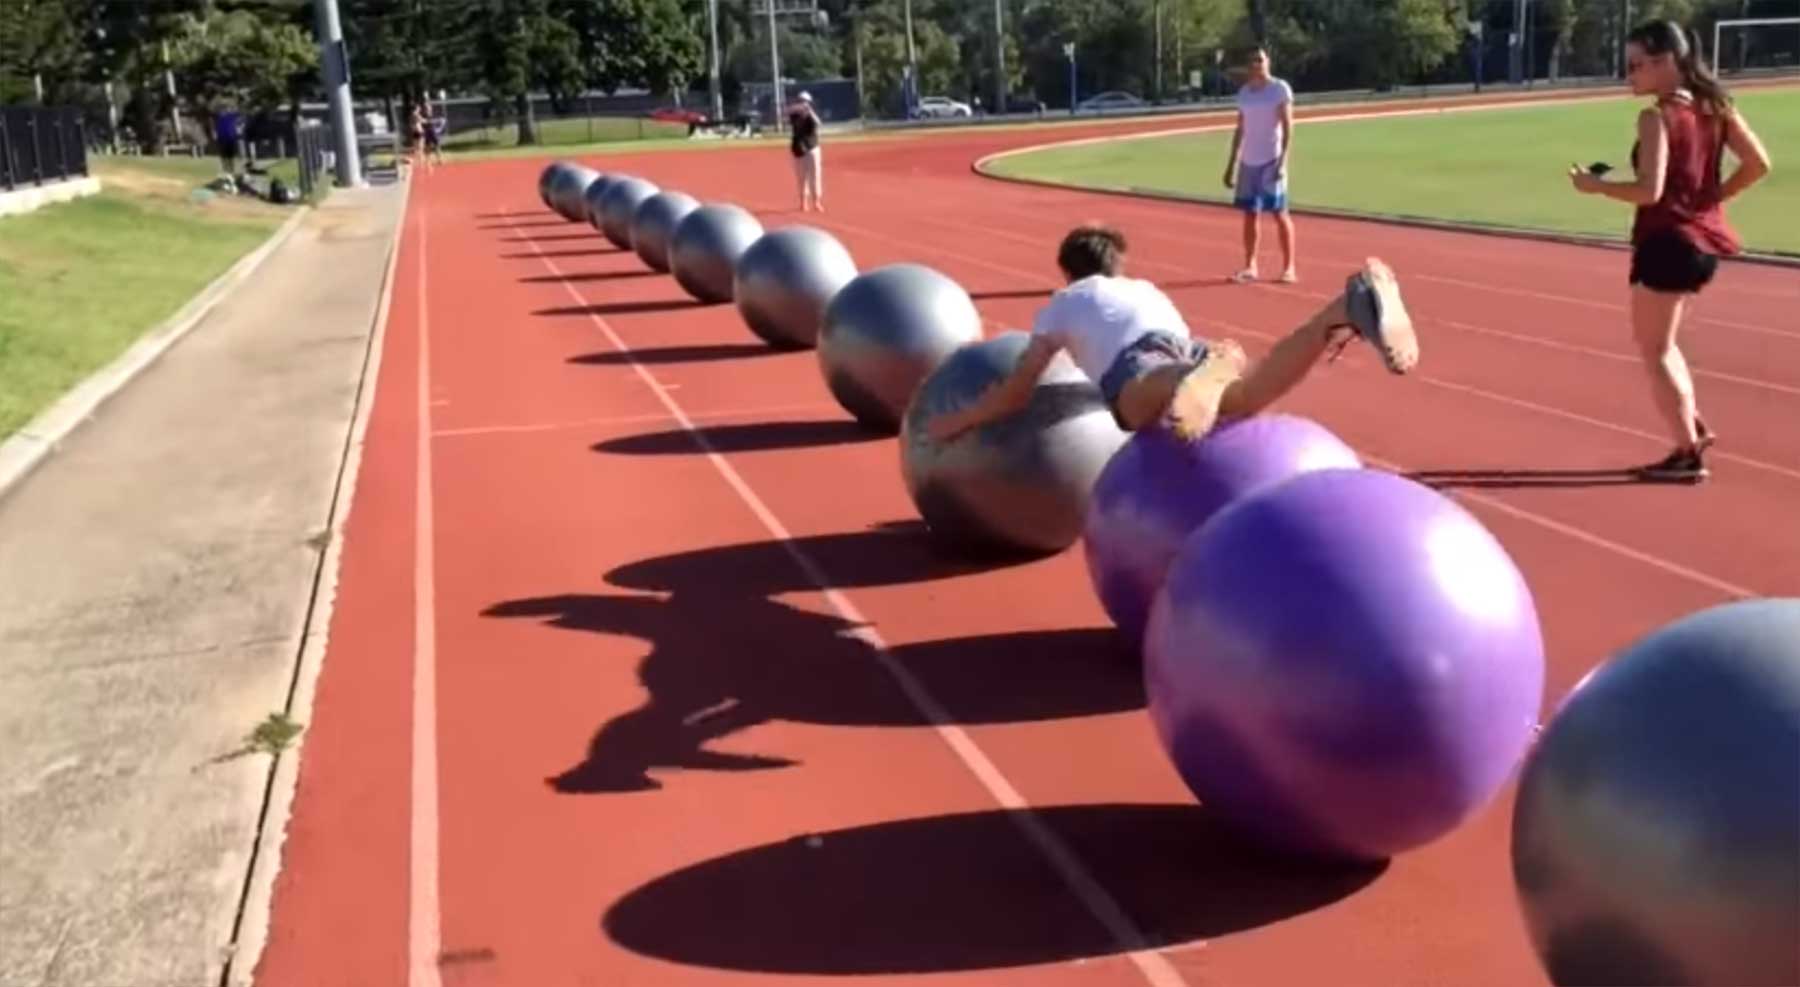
[1568,20,1773,483]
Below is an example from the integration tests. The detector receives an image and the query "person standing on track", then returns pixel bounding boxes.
[1569,19,1772,484]
[788,91,824,213]
[1223,47,1298,284]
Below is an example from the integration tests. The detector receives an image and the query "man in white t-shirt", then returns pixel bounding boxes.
[926,224,1418,445]
[1223,47,1298,283]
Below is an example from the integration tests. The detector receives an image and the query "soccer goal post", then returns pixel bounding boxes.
[1711,17,1800,76]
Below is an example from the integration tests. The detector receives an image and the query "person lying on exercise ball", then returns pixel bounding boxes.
[926,223,1419,444]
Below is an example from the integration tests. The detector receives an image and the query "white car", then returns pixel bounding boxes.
[1076,91,1145,113]
[915,96,973,119]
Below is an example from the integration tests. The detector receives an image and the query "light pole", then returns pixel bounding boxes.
[992,0,1005,114]
[904,0,918,115]
[1064,41,1076,114]
[707,0,723,121]
[766,0,782,132]
[311,0,362,187]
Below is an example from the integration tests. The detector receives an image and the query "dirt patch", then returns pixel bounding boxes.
[92,161,287,224]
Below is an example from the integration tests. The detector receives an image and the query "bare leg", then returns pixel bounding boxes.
[1630,284,1699,449]
[1120,259,1413,435]
[1219,319,1342,418]
[792,154,808,210]
[1275,210,1298,280]
[1117,343,1247,436]
[1238,211,1260,276]
[1220,256,1417,416]
[809,149,824,211]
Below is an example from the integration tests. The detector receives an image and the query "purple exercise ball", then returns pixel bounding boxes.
[1082,414,1360,650]
[1144,467,1545,862]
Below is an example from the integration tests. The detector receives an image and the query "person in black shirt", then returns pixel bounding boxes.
[787,91,823,212]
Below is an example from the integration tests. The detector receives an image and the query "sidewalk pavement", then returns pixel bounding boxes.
[0,177,406,987]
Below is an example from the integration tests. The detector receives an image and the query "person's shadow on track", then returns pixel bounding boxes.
[483,524,1141,794]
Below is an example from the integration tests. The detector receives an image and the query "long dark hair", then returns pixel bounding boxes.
[1628,19,1733,116]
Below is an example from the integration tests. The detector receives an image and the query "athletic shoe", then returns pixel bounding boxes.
[1637,447,1709,484]
[1341,258,1419,374]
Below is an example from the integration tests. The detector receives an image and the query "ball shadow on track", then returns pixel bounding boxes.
[535,298,702,318]
[498,231,609,243]
[601,803,1387,975]
[1407,467,1647,490]
[594,420,884,455]
[521,269,659,286]
[500,248,624,260]
[476,220,570,230]
[569,342,777,366]
[967,287,1055,301]
[482,526,1140,793]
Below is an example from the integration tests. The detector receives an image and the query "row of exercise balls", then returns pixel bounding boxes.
[1080,414,1544,859]
[538,163,1796,986]
[543,166,1543,853]
[538,159,1119,558]
[1080,407,1799,984]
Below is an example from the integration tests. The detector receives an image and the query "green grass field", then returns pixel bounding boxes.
[0,156,290,439]
[983,86,1800,255]
[443,114,693,154]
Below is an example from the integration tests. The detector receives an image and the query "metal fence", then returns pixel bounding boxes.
[0,106,89,191]
[295,122,329,200]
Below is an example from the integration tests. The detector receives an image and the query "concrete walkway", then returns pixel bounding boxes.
[0,179,405,987]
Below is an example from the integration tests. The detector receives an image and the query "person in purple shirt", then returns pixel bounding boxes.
[215,107,243,177]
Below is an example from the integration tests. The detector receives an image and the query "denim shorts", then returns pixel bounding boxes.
[1097,332,1211,429]
[1234,159,1288,213]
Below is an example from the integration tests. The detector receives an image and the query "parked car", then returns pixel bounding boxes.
[1076,91,1145,113]
[647,106,709,126]
[914,96,973,119]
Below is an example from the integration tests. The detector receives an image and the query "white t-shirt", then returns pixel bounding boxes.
[1236,78,1293,166]
[1031,274,1192,382]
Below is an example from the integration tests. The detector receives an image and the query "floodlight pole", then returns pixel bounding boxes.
[993,0,1005,114]
[707,0,723,121]
[766,0,783,132]
[311,0,363,187]
[904,0,918,114]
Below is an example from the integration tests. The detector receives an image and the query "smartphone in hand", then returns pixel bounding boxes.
[1586,162,1614,176]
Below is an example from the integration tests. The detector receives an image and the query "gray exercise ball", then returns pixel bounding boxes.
[899,331,1128,557]
[732,226,858,350]
[669,204,765,304]
[581,173,616,229]
[601,177,660,250]
[538,162,568,210]
[818,263,983,433]
[551,164,599,223]
[632,191,700,272]
[1511,597,1800,987]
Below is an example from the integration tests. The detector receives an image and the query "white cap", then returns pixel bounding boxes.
[798,91,813,102]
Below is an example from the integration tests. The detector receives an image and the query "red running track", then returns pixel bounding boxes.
[255,100,1800,987]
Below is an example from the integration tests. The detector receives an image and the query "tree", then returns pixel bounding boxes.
[469,0,581,143]
[0,0,94,104]
[727,23,843,84]
[579,0,705,96]
[855,0,960,114]
[168,8,316,114]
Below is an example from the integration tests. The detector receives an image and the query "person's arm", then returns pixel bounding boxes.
[1572,108,1665,205]
[1718,106,1773,204]
[1223,110,1243,188]
[926,335,1063,442]
[1276,87,1294,178]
